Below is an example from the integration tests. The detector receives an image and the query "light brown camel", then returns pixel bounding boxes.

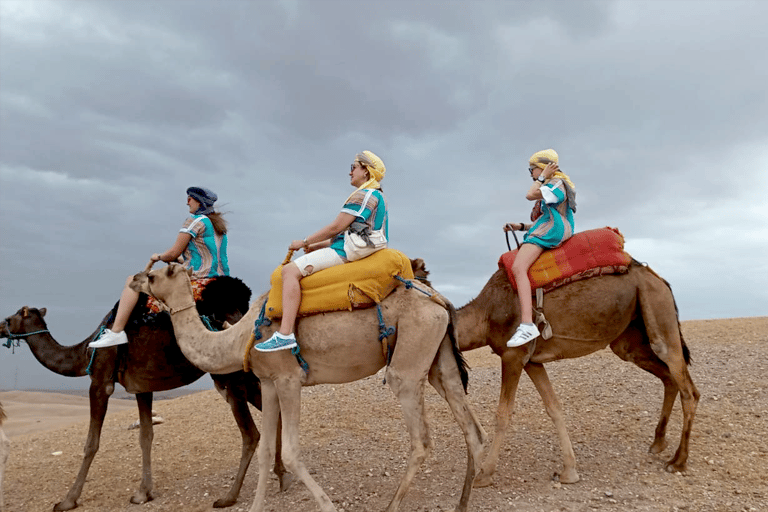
[412,257,699,487]
[0,276,288,511]
[0,401,8,512]
[132,261,488,512]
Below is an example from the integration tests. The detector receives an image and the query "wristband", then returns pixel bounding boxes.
[537,175,546,183]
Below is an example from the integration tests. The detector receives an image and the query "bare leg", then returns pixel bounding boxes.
[110,276,141,333]
[510,244,543,324]
[278,263,305,335]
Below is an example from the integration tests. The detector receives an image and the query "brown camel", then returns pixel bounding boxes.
[411,257,700,487]
[0,401,8,512]
[0,277,288,511]
[132,261,488,512]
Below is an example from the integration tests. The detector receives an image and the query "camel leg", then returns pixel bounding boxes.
[248,376,335,512]
[130,392,155,504]
[248,379,279,512]
[427,337,488,512]
[54,378,114,511]
[384,365,432,512]
[211,384,259,508]
[275,376,336,512]
[611,330,675,454]
[474,349,525,488]
[523,363,579,483]
[0,426,8,512]
[636,277,700,472]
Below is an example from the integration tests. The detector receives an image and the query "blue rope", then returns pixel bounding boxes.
[250,301,271,342]
[376,304,395,342]
[291,344,309,373]
[2,328,50,351]
[85,325,108,376]
[376,304,396,384]
[200,315,219,332]
[394,275,433,297]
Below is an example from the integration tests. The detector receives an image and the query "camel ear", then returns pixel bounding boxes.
[186,267,193,277]
[39,307,47,317]
[166,265,176,277]
[22,306,29,318]
[410,258,429,278]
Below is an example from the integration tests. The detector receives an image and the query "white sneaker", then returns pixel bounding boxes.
[88,328,129,348]
[506,323,540,347]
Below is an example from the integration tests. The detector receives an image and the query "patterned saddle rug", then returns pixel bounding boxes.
[265,248,415,319]
[145,278,213,314]
[499,227,632,294]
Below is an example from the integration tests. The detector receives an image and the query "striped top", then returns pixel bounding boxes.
[524,178,575,249]
[330,188,388,259]
[180,214,230,279]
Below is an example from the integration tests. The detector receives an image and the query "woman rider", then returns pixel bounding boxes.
[254,151,387,352]
[503,149,576,347]
[89,187,229,348]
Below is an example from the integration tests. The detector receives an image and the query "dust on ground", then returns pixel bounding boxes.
[3,317,767,512]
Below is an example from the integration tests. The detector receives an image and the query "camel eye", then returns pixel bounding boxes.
[148,275,155,283]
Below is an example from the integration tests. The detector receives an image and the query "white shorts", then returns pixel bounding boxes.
[292,247,345,277]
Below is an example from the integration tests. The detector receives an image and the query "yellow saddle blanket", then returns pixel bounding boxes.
[265,248,415,319]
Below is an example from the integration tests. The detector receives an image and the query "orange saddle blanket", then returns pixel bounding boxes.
[265,248,415,319]
[499,227,632,294]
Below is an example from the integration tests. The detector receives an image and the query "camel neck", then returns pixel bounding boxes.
[164,293,266,375]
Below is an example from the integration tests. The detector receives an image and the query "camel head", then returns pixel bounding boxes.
[410,258,433,288]
[1,306,47,340]
[130,263,194,307]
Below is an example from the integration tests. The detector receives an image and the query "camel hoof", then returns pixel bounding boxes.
[472,471,494,488]
[213,496,236,508]
[648,439,667,455]
[665,461,687,474]
[53,499,77,511]
[279,472,295,492]
[130,490,154,504]
[557,468,580,484]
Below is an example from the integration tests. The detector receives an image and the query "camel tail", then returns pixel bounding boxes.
[633,258,692,366]
[0,402,5,425]
[446,299,470,393]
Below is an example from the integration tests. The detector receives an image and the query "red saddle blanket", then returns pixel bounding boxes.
[499,227,632,294]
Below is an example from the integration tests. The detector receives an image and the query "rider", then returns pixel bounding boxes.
[503,149,576,347]
[254,150,387,352]
[89,187,229,348]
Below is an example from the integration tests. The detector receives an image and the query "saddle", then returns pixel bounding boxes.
[265,248,415,320]
[499,227,631,294]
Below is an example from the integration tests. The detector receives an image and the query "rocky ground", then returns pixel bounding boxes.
[3,317,767,512]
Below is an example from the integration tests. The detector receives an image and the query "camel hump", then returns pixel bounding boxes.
[499,227,633,294]
[199,276,252,317]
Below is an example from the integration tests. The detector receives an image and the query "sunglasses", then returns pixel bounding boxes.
[528,166,537,175]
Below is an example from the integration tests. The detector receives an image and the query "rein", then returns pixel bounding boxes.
[147,278,196,315]
[1,324,50,349]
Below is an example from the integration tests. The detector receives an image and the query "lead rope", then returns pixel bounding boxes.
[376,304,396,384]
[2,327,51,352]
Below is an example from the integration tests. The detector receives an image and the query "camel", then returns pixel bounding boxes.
[0,401,8,512]
[132,261,488,512]
[411,257,700,487]
[0,277,288,511]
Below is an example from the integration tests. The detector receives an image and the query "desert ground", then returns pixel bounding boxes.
[1,316,766,512]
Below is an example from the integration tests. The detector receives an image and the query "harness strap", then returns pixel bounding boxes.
[376,303,396,384]
[534,288,553,340]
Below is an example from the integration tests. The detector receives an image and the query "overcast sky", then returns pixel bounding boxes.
[1,0,766,391]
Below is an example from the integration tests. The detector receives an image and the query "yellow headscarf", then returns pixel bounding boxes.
[347,150,386,201]
[528,148,575,190]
